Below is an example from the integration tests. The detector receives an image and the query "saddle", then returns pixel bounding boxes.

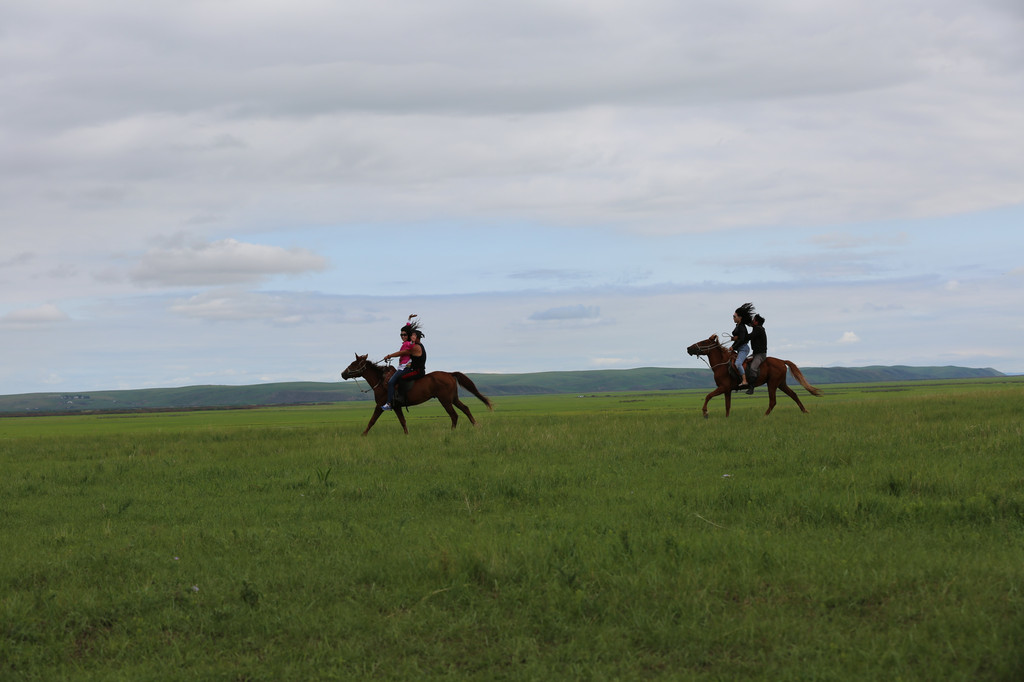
[391,369,422,407]
[726,353,757,388]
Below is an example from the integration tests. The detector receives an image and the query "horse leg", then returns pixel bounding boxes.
[724,390,732,417]
[394,406,409,434]
[779,383,808,413]
[765,381,779,415]
[453,398,477,426]
[361,407,384,436]
[701,387,725,418]
[439,398,459,429]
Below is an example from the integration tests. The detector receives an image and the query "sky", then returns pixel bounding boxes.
[2,0,1023,394]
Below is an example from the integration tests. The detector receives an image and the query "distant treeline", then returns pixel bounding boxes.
[0,365,1006,415]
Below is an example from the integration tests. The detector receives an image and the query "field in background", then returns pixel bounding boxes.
[2,378,1023,680]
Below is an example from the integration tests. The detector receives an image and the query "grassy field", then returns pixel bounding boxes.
[1,378,1022,680]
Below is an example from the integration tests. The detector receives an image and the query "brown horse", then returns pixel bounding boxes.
[340,354,493,435]
[686,334,822,418]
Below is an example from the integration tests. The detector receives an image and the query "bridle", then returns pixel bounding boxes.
[342,357,390,393]
[690,337,733,371]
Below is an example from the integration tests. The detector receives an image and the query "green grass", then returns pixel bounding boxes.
[1,379,1023,680]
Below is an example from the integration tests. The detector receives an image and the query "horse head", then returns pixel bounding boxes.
[340,353,370,380]
[687,334,720,357]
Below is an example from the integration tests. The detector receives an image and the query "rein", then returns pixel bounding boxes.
[692,339,734,371]
[697,356,733,372]
[347,358,391,394]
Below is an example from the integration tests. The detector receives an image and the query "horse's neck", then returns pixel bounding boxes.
[364,366,387,386]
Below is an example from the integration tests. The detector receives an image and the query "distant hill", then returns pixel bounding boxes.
[0,366,1006,415]
[466,365,1006,395]
[0,382,363,415]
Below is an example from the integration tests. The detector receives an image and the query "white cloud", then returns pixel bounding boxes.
[2,0,1024,393]
[0,252,35,268]
[810,231,909,250]
[529,304,600,321]
[131,238,327,287]
[0,273,1021,395]
[4,0,1024,256]
[0,303,70,328]
[592,357,640,368]
[511,269,592,283]
[167,289,380,326]
[169,290,293,322]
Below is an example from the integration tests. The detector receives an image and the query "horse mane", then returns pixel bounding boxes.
[350,356,392,375]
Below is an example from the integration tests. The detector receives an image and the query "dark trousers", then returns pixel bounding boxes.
[386,366,416,404]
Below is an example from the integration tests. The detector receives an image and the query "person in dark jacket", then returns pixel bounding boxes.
[731,302,756,389]
[746,314,767,394]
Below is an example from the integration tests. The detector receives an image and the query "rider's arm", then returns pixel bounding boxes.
[385,344,422,360]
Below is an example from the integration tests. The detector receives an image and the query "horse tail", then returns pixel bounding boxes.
[784,360,823,397]
[453,372,494,410]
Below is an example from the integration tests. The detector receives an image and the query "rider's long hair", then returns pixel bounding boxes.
[735,302,756,326]
[402,318,425,340]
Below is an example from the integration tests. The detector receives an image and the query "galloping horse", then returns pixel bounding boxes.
[340,354,493,435]
[686,334,822,418]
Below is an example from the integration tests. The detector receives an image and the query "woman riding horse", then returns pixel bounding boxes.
[381,318,425,411]
[687,334,822,418]
[340,354,493,435]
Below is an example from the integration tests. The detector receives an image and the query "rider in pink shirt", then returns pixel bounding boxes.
[397,337,413,368]
[383,314,418,409]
